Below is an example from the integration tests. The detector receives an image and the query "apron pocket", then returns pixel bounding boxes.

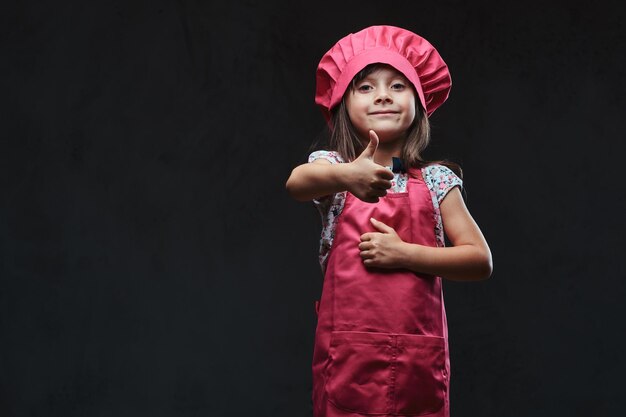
[324,331,446,416]
[393,333,447,415]
[325,331,393,414]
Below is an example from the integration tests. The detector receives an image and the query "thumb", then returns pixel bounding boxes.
[370,217,395,234]
[359,130,379,159]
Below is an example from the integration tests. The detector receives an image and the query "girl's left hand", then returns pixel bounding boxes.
[358,218,406,268]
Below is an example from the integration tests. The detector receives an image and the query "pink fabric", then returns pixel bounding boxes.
[315,25,452,120]
[312,169,451,417]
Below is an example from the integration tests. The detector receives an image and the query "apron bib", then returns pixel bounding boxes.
[312,168,450,417]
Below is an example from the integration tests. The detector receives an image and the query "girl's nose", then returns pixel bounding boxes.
[374,89,393,104]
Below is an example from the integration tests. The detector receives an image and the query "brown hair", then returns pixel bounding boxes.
[326,64,462,179]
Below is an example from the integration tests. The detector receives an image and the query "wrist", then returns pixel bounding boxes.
[333,162,354,193]
[397,242,422,271]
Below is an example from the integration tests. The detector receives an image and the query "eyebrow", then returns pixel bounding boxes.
[361,74,408,83]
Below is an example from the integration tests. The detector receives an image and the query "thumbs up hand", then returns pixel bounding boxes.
[346,130,394,203]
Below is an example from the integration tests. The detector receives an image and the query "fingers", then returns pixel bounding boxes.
[359,187,388,203]
[359,241,375,260]
[358,234,376,248]
[375,167,395,181]
[358,241,373,251]
[372,179,392,190]
[370,218,395,234]
[359,130,379,160]
[367,130,379,157]
[370,188,388,197]
[360,251,374,260]
[368,178,392,196]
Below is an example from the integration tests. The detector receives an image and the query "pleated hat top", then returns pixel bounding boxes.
[315,25,452,121]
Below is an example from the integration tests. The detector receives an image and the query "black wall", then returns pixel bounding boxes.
[2,0,625,416]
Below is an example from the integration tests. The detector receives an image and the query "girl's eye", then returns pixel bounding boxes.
[392,83,406,90]
[358,84,373,92]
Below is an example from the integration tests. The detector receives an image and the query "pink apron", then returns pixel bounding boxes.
[312,168,450,417]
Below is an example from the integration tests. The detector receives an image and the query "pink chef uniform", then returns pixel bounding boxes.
[311,25,454,417]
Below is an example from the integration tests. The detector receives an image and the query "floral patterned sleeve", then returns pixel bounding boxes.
[307,150,347,271]
[307,150,345,206]
[308,150,345,165]
[422,164,463,247]
[429,164,463,204]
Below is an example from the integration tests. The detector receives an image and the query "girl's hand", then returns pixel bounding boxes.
[359,218,407,268]
[346,130,394,203]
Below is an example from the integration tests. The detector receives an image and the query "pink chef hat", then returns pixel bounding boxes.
[315,25,452,121]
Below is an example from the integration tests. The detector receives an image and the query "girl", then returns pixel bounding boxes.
[286,26,492,417]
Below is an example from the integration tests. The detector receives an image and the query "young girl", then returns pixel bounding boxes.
[286,25,492,417]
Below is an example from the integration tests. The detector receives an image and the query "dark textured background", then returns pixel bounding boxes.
[2,0,625,416]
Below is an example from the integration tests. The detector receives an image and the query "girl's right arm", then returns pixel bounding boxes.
[286,131,394,203]
[286,159,353,202]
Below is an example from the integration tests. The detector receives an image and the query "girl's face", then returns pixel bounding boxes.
[345,65,416,144]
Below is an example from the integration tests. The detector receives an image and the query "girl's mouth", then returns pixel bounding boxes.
[369,111,399,115]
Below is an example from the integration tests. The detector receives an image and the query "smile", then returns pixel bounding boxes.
[369,111,399,115]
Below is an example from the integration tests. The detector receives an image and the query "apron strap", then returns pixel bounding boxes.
[408,167,424,181]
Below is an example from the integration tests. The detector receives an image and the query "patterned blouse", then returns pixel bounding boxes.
[309,150,463,272]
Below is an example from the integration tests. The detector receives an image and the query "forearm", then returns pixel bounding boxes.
[397,242,493,281]
[285,163,351,201]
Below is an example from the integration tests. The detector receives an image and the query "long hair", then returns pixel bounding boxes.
[324,64,462,179]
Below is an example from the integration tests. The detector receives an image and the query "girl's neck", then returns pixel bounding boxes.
[370,137,404,167]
